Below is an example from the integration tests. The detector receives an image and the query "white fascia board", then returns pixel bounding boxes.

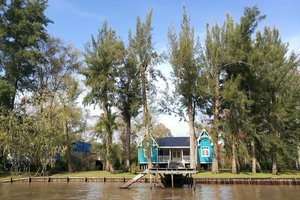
[158,146,190,149]
[150,134,159,147]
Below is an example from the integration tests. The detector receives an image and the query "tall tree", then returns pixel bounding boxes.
[168,7,200,169]
[280,71,300,170]
[200,6,265,174]
[0,0,51,109]
[250,27,299,174]
[60,80,83,172]
[230,7,265,175]
[115,33,141,172]
[222,77,252,174]
[82,21,125,172]
[201,22,224,174]
[33,36,82,173]
[221,7,265,174]
[132,10,157,168]
[0,34,83,175]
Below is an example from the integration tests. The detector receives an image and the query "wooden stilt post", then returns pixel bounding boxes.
[150,174,152,189]
[192,174,195,190]
[171,173,174,188]
[154,173,157,187]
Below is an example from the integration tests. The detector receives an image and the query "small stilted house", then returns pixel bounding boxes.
[197,130,214,169]
[138,130,213,170]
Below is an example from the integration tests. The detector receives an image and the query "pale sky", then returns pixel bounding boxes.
[45,0,300,136]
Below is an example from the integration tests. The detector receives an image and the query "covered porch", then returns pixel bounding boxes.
[157,148,190,168]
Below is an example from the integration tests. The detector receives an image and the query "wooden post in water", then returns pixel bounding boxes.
[150,174,152,189]
[171,174,174,188]
[154,173,157,187]
[192,174,195,190]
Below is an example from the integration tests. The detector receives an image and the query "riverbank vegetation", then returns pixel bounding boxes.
[0,1,299,176]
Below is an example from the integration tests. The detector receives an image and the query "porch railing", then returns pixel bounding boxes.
[182,155,190,162]
[157,155,190,163]
[157,155,170,163]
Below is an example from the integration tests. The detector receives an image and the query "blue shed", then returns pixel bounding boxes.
[138,135,158,169]
[197,130,213,168]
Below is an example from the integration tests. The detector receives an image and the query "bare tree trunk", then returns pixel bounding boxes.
[212,68,220,174]
[256,161,262,173]
[103,96,114,172]
[104,109,111,173]
[10,80,18,110]
[251,140,256,174]
[297,146,300,171]
[188,98,196,169]
[105,160,110,172]
[64,118,74,172]
[272,151,277,175]
[106,141,110,172]
[124,116,131,172]
[105,132,114,172]
[141,69,152,169]
[212,144,219,174]
[231,137,237,174]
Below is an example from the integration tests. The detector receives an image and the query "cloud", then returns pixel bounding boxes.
[49,0,103,21]
[159,114,189,136]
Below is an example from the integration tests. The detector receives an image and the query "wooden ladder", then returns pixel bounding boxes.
[120,169,149,189]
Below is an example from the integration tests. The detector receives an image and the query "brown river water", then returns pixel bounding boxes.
[0,182,299,200]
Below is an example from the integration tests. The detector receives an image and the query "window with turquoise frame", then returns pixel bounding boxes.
[201,146,210,157]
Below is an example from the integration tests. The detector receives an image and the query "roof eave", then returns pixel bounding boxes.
[158,146,190,149]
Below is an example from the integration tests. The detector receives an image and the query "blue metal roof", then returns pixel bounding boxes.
[156,137,190,147]
[72,141,91,153]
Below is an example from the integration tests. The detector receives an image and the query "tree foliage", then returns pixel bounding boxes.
[0,34,84,175]
[167,6,200,169]
[199,6,300,174]
[115,34,141,172]
[0,0,51,109]
[131,10,158,168]
[82,21,125,172]
[153,123,172,138]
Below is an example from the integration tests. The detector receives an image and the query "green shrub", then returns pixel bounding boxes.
[130,162,139,174]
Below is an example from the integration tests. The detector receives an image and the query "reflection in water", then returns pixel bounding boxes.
[0,182,299,200]
[197,185,233,200]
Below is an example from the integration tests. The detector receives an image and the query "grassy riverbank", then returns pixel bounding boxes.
[1,170,300,183]
[0,171,136,182]
[194,171,300,178]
